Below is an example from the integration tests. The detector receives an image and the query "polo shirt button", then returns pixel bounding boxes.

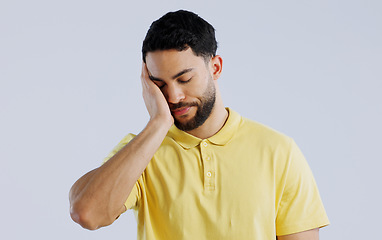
[207,171,212,177]
[206,156,210,161]
[202,142,208,147]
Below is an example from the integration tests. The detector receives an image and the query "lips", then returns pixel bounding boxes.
[171,106,191,116]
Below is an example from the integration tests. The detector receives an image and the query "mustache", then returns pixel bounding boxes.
[169,102,198,111]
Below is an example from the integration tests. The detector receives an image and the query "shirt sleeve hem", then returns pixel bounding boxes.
[276,218,330,236]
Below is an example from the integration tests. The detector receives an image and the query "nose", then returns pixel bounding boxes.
[165,83,185,104]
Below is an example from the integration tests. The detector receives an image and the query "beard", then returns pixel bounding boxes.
[171,78,216,132]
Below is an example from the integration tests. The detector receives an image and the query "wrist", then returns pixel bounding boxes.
[148,114,173,131]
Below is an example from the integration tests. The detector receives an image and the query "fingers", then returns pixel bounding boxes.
[140,62,162,106]
[141,62,156,91]
[141,63,152,95]
[141,62,149,80]
[141,62,147,85]
[140,62,173,126]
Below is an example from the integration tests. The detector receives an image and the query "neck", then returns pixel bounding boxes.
[185,90,228,139]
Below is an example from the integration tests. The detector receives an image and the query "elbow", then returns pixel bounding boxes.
[70,203,100,230]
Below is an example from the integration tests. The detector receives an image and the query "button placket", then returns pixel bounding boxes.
[200,140,215,191]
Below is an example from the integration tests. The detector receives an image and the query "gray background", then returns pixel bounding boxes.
[1,0,381,239]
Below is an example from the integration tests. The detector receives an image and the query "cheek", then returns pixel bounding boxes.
[186,83,204,99]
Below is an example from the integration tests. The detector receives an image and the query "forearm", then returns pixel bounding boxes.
[69,118,170,230]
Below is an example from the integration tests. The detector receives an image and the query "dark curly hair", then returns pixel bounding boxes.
[142,10,218,62]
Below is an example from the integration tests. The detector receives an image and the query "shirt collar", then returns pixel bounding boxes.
[167,108,241,149]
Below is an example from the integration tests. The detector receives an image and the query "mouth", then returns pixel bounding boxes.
[171,106,191,116]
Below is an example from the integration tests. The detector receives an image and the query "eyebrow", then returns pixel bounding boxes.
[149,68,194,82]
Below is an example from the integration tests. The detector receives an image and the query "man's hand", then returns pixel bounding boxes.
[141,62,173,128]
[69,64,176,230]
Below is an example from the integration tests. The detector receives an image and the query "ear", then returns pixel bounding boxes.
[210,55,223,80]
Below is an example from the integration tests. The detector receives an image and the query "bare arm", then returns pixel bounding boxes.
[69,63,173,230]
[278,228,319,240]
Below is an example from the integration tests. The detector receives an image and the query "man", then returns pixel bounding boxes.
[69,10,329,239]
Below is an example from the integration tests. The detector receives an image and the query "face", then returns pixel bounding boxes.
[145,48,217,131]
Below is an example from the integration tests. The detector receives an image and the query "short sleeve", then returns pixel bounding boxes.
[275,139,330,236]
[103,133,141,211]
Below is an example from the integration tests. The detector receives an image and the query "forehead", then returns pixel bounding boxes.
[146,48,207,78]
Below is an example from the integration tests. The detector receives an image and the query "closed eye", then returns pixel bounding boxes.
[178,77,192,84]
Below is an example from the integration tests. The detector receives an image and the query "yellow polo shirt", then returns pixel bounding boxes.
[104,108,329,239]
